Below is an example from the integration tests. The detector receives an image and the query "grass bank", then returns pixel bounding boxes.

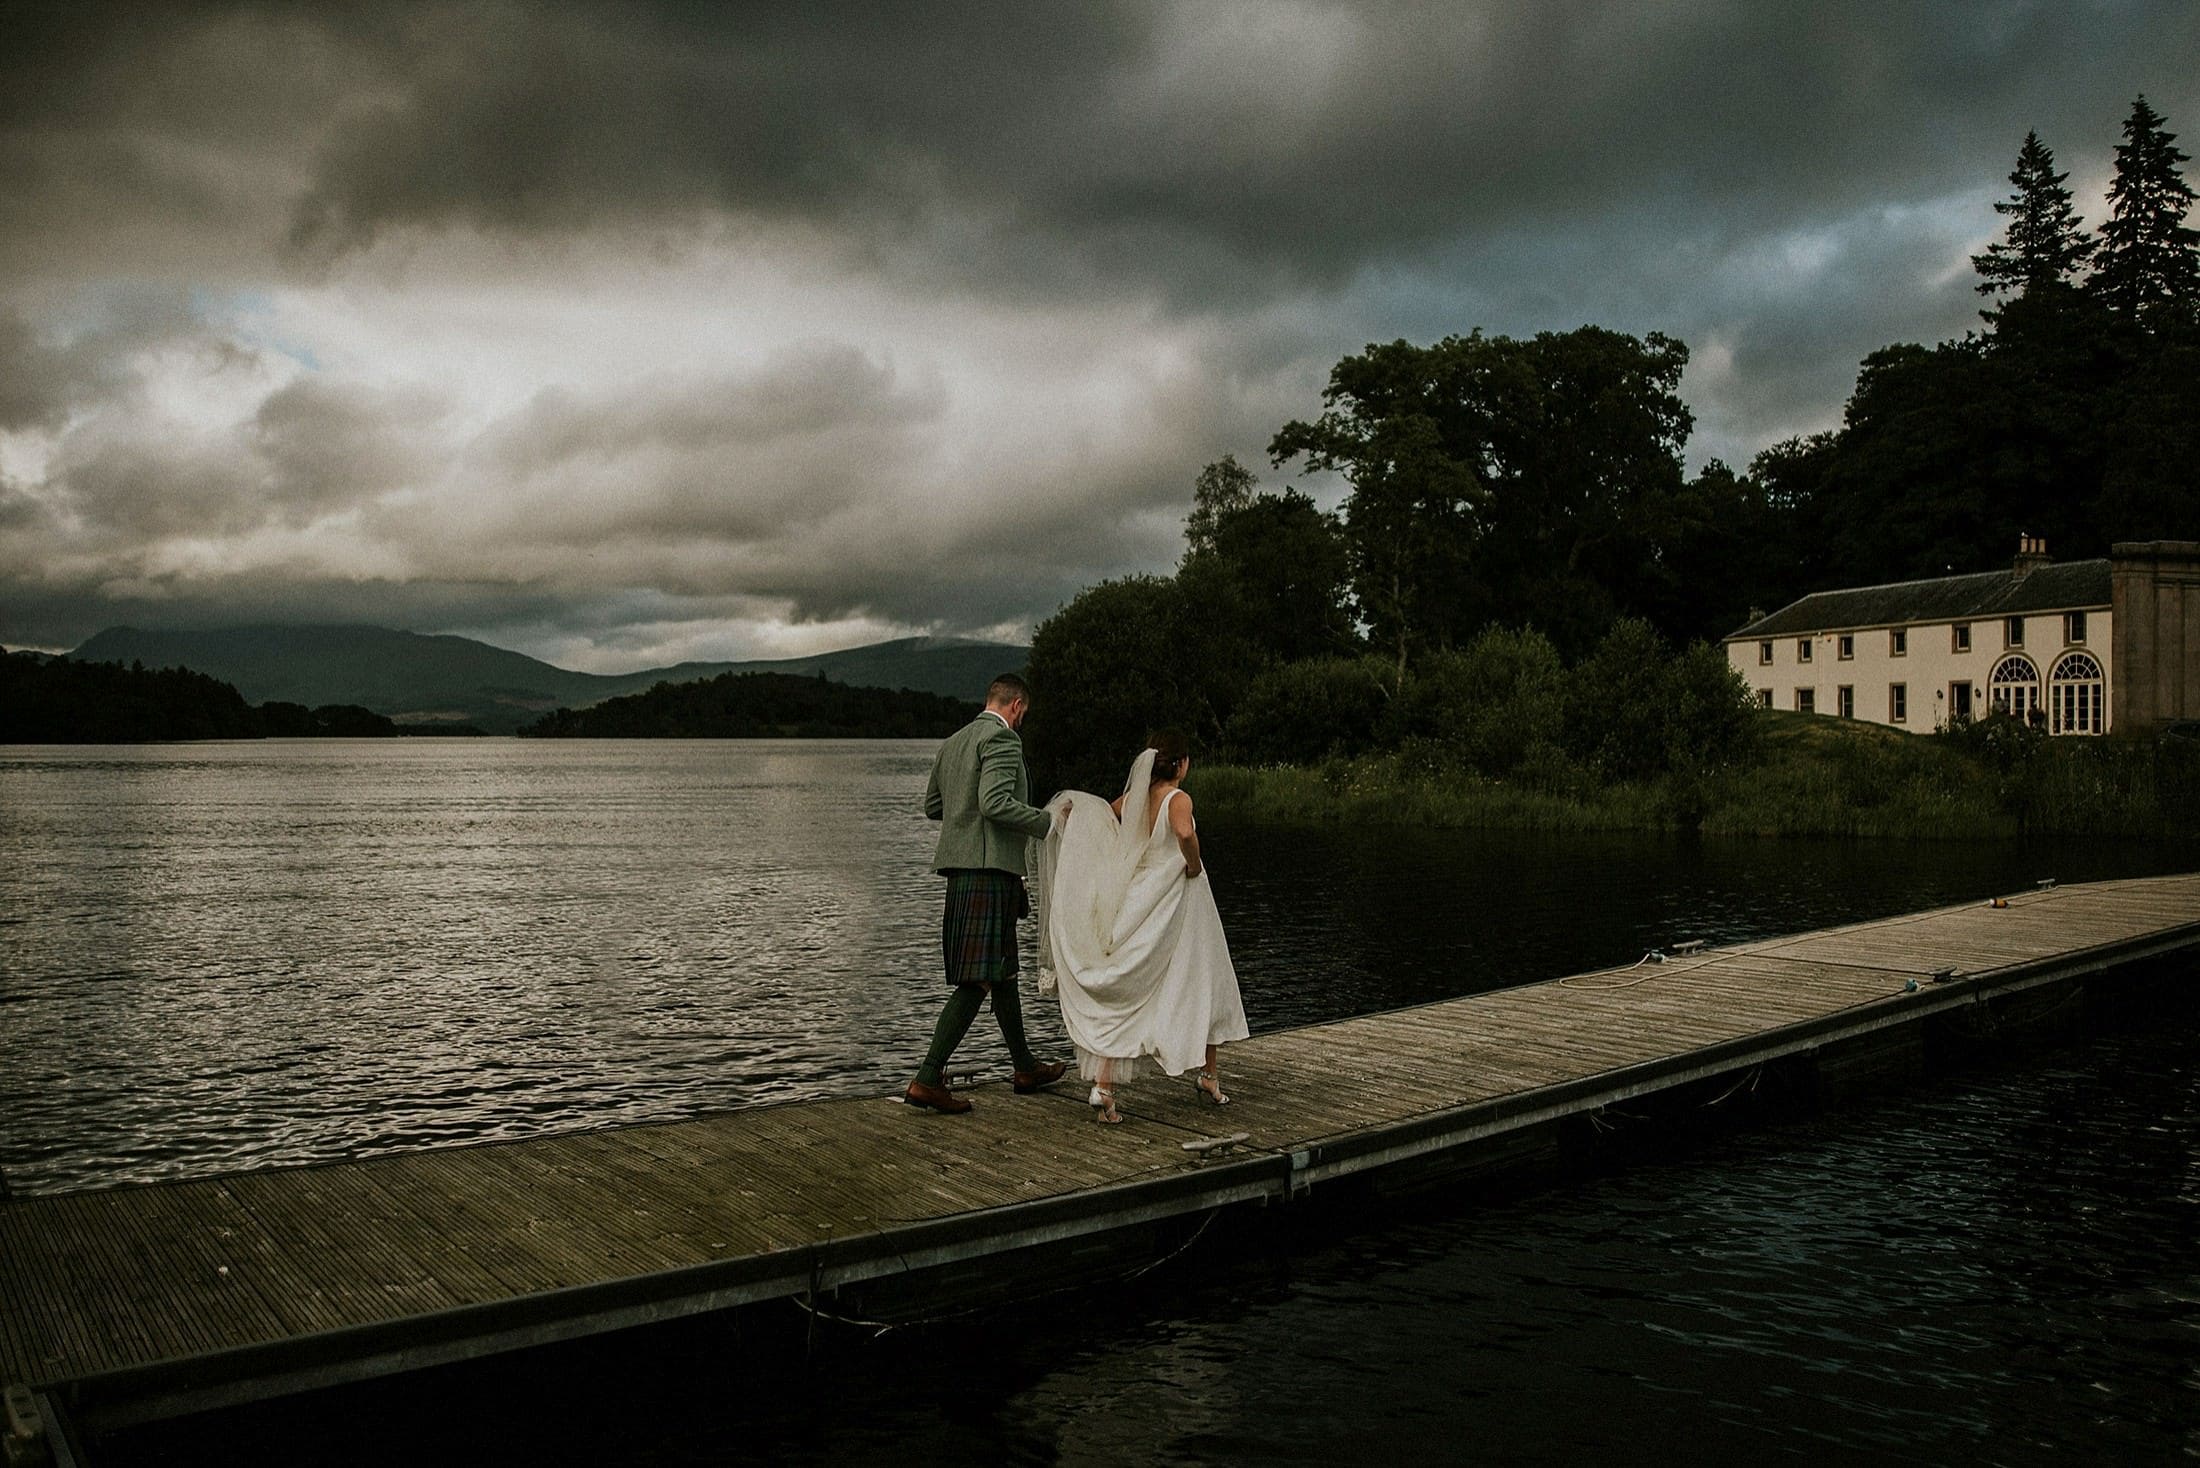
[1195,712,2199,840]
[1191,760,1669,832]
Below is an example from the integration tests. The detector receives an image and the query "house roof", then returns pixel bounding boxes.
[1726,559,2110,640]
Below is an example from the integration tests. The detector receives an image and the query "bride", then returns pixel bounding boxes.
[1036,730,1249,1124]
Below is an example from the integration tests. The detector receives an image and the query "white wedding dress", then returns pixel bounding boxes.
[1035,750,1249,1081]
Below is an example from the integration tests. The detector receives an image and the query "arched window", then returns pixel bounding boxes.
[2049,651,2105,735]
[1989,654,2041,725]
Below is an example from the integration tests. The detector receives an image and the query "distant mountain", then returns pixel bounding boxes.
[66,626,1028,734]
[68,626,600,729]
[519,671,974,739]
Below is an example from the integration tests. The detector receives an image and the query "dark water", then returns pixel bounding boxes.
[3,741,2195,1463]
[109,1003,2200,1467]
[0,740,2182,1197]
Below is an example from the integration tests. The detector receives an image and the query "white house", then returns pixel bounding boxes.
[1725,539,2200,736]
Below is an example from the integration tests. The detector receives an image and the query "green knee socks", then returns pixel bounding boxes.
[917,982,1036,1085]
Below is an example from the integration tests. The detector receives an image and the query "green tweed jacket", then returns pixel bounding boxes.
[924,713,1054,875]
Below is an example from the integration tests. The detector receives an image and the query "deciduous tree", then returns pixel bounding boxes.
[1270,326,1693,674]
[1024,576,1197,794]
[1269,343,1486,686]
[1179,483,1356,700]
[1183,455,1259,558]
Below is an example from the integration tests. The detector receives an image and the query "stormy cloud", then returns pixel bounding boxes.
[3,2,2195,663]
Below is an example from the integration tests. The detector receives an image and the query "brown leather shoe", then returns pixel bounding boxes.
[1012,1060,1068,1094]
[904,1079,972,1114]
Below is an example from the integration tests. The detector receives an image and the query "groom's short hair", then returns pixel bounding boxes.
[987,673,1031,706]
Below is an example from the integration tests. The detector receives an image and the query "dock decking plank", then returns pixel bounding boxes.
[530,1126,782,1254]
[399,1139,704,1282]
[369,1146,677,1297]
[149,1182,348,1341]
[81,1187,257,1365]
[219,1165,490,1316]
[0,1196,153,1381]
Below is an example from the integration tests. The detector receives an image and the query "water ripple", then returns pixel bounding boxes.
[0,740,2186,1205]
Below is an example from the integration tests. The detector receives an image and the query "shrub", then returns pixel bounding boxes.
[1661,638,1762,775]
[1384,627,1568,779]
[1934,710,2046,772]
[1554,619,1763,784]
[1561,617,1680,780]
[1224,656,1392,765]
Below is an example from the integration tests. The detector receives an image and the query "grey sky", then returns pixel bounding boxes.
[3,1,2195,667]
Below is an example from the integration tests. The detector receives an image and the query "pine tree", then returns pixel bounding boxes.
[1972,130,2095,304]
[2091,95,2200,320]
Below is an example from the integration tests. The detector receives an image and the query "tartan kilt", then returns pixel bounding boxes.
[940,868,1027,987]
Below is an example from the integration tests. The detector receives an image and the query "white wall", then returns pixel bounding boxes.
[1725,609,2113,734]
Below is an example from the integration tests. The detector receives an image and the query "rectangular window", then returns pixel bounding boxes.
[1891,683,1907,723]
[1837,634,1854,660]
[1758,640,1773,665]
[2065,610,2087,643]
[1951,681,1973,721]
[1837,685,1855,719]
[2006,616,2025,648]
[1890,627,1907,657]
[1796,688,1815,714]
[1797,638,1813,664]
[1757,689,1773,708]
[1953,623,1972,653]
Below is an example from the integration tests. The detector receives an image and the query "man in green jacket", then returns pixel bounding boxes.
[905,672,1069,1113]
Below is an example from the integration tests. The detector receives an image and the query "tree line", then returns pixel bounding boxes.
[1759,95,2199,597]
[0,651,476,741]
[1026,95,2199,795]
[519,671,976,738]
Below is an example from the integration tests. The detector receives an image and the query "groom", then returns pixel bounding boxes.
[904,673,1069,1113]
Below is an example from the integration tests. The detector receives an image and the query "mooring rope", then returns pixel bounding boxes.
[1557,950,1730,990]
[1558,884,2065,997]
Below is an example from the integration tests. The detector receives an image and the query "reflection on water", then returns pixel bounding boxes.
[2,740,966,1192]
[0,739,2187,1195]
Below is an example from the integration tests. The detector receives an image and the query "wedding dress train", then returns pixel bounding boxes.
[1035,750,1249,1081]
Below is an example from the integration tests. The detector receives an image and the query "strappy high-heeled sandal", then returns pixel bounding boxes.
[1089,1084,1123,1124]
[1194,1070,1230,1106]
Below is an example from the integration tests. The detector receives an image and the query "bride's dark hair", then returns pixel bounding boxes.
[1146,728,1191,784]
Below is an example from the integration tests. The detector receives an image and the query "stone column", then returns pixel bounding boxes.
[2111,541,2200,733]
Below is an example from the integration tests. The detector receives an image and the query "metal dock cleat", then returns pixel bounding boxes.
[4,1385,47,1468]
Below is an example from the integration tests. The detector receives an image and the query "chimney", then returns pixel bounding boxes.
[2013,534,2049,579]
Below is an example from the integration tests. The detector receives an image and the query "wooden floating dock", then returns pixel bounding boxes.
[5,872,2198,1458]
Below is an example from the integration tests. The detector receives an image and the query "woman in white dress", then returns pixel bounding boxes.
[1036,730,1250,1123]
